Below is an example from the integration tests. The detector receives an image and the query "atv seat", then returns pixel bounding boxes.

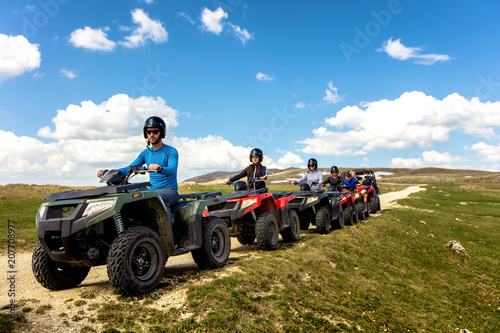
[272,191,292,199]
[170,200,190,214]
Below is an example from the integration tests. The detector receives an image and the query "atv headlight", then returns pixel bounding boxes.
[241,198,257,209]
[36,205,47,223]
[306,197,318,205]
[360,189,367,195]
[83,200,114,217]
[355,193,361,199]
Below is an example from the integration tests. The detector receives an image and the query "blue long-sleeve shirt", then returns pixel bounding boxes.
[343,177,358,189]
[118,144,178,191]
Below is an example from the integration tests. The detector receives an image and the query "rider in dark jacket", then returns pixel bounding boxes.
[224,148,268,190]
[323,165,342,191]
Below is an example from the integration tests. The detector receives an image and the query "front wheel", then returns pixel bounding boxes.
[356,201,365,221]
[256,212,279,251]
[315,206,331,234]
[343,204,353,226]
[32,242,90,291]
[107,226,166,296]
[281,210,301,242]
[192,217,231,269]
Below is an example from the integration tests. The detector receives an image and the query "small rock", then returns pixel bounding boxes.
[459,202,468,206]
[419,220,427,225]
[445,240,469,256]
[455,218,462,221]
[428,234,436,238]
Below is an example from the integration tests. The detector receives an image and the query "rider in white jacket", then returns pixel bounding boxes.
[291,158,323,191]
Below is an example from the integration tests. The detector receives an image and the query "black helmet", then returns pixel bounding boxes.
[249,148,263,163]
[331,165,339,174]
[307,158,318,169]
[143,116,166,139]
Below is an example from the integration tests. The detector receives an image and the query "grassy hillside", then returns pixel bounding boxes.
[3,182,499,332]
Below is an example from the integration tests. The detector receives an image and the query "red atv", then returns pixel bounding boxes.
[324,185,358,226]
[209,180,300,251]
[340,172,370,221]
[351,169,381,214]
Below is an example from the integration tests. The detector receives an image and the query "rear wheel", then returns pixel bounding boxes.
[332,205,344,229]
[237,235,255,245]
[369,194,379,214]
[315,206,331,234]
[107,226,166,296]
[192,216,231,269]
[343,205,353,226]
[281,210,301,242]
[32,242,90,291]
[256,212,279,251]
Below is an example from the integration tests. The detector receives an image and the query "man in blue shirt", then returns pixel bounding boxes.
[343,171,359,191]
[97,116,179,206]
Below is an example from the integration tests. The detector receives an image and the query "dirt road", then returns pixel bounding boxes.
[0,185,425,332]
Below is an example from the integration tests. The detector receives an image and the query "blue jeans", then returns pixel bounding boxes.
[155,188,179,207]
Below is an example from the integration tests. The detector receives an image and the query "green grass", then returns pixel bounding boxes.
[92,185,499,332]
[1,176,499,332]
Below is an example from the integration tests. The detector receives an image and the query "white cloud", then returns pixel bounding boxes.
[61,69,77,79]
[390,151,462,168]
[299,91,500,156]
[0,34,41,82]
[0,94,301,185]
[256,72,274,81]
[177,12,195,25]
[200,7,253,44]
[120,9,168,48]
[201,7,227,35]
[468,142,500,162]
[38,94,178,140]
[228,23,253,45]
[69,27,116,51]
[267,152,304,169]
[323,81,342,104]
[377,38,451,65]
[295,102,305,108]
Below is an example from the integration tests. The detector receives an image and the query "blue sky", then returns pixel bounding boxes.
[1,0,499,185]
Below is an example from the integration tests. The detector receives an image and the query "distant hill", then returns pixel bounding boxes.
[181,167,500,185]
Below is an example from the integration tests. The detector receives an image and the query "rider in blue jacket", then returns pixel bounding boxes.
[97,116,179,206]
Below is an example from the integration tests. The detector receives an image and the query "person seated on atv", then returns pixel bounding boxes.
[342,171,359,191]
[291,158,323,191]
[323,165,342,191]
[97,116,179,206]
[223,148,267,190]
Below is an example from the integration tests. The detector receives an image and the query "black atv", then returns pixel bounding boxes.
[32,167,231,296]
[288,183,342,234]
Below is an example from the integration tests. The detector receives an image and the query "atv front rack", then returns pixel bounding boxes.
[44,182,152,201]
[221,187,269,200]
[179,192,222,201]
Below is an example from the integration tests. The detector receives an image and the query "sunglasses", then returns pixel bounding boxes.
[147,130,160,135]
